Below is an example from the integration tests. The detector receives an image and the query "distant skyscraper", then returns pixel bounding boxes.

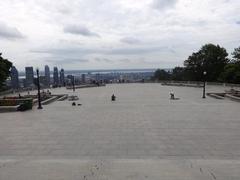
[45,65,50,87]
[81,74,86,83]
[25,66,34,87]
[53,67,59,86]
[10,66,19,89]
[95,73,100,82]
[59,68,65,86]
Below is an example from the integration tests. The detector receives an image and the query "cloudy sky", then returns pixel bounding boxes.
[0,0,240,71]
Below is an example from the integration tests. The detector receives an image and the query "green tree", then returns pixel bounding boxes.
[0,53,12,90]
[232,47,240,62]
[171,67,186,81]
[184,44,229,81]
[219,47,240,84]
[219,63,240,83]
[153,69,170,80]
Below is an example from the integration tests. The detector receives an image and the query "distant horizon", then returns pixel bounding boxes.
[18,67,172,73]
[18,67,165,77]
[16,67,173,73]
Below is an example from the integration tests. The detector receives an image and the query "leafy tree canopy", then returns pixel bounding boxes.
[0,53,12,90]
[219,47,240,84]
[232,47,240,62]
[219,63,240,84]
[184,44,229,81]
[171,67,186,81]
[153,69,170,80]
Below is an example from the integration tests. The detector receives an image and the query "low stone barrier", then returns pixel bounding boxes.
[66,84,105,90]
[41,96,59,105]
[0,98,33,112]
[0,105,20,112]
[154,81,240,88]
[225,94,240,102]
[161,82,202,88]
[207,93,225,99]
[57,94,68,101]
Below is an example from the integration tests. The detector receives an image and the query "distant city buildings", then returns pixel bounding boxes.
[44,65,50,87]
[7,66,154,90]
[25,66,34,87]
[53,67,59,86]
[59,69,65,86]
[10,66,19,89]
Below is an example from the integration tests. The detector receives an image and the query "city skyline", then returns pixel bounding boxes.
[9,65,67,88]
[9,64,155,89]
[16,67,158,76]
[0,0,240,71]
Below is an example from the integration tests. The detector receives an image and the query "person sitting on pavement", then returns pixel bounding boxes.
[111,94,116,101]
[170,91,175,100]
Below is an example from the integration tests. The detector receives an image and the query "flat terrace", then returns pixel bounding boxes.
[0,83,240,180]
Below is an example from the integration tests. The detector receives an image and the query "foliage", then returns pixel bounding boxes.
[219,62,240,84]
[219,46,240,84]
[171,67,187,81]
[184,44,229,81]
[153,44,240,84]
[0,53,12,90]
[232,47,240,62]
[153,69,170,80]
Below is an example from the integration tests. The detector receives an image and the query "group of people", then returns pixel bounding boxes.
[112,92,177,101]
[72,91,178,107]
[71,94,116,106]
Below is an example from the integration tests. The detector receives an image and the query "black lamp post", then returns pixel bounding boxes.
[72,76,75,92]
[36,68,43,109]
[202,71,207,98]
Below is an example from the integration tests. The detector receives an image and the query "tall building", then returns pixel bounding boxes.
[59,69,65,86]
[10,66,19,89]
[53,67,59,86]
[44,65,50,87]
[81,74,86,83]
[25,66,34,87]
[66,75,74,85]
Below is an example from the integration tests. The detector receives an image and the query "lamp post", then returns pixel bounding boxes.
[202,71,207,98]
[36,68,43,109]
[72,75,75,92]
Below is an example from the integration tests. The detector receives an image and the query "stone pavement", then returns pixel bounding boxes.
[1,159,240,180]
[0,83,240,179]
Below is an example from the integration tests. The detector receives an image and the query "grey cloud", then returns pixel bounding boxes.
[31,45,174,56]
[30,47,95,55]
[95,58,112,63]
[95,57,130,63]
[57,7,72,14]
[0,22,25,40]
[236,21,240,25]
[47,58,89,64]
[63,25,100,37]
[108,46,167,55]
[152,0,178,10]
[120,37,141,44]
[119,58,131,63]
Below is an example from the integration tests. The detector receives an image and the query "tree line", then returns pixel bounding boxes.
[154,44,240,84]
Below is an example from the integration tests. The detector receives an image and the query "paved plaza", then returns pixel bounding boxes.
[0,83,240,179]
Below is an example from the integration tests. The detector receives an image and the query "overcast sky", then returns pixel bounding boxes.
[0,0,240,71]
